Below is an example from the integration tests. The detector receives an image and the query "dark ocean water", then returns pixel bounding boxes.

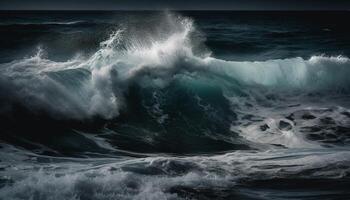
[0,11,350,200]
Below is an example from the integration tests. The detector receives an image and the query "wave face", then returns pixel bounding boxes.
[0,11,350,200]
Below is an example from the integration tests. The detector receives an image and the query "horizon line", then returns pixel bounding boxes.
[0,9,349,11]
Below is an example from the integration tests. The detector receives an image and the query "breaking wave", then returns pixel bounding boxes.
[0,13,349,121]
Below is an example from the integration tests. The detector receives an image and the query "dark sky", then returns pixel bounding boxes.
[0,0,349,10]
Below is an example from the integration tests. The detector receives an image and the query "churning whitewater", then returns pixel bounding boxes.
[0,11,350,200]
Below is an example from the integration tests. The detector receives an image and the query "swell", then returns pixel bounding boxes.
[0,21,98,27]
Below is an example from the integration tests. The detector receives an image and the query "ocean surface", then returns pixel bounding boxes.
[0,11,350,199]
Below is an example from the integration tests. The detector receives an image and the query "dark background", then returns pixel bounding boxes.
[0,0,349,10]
